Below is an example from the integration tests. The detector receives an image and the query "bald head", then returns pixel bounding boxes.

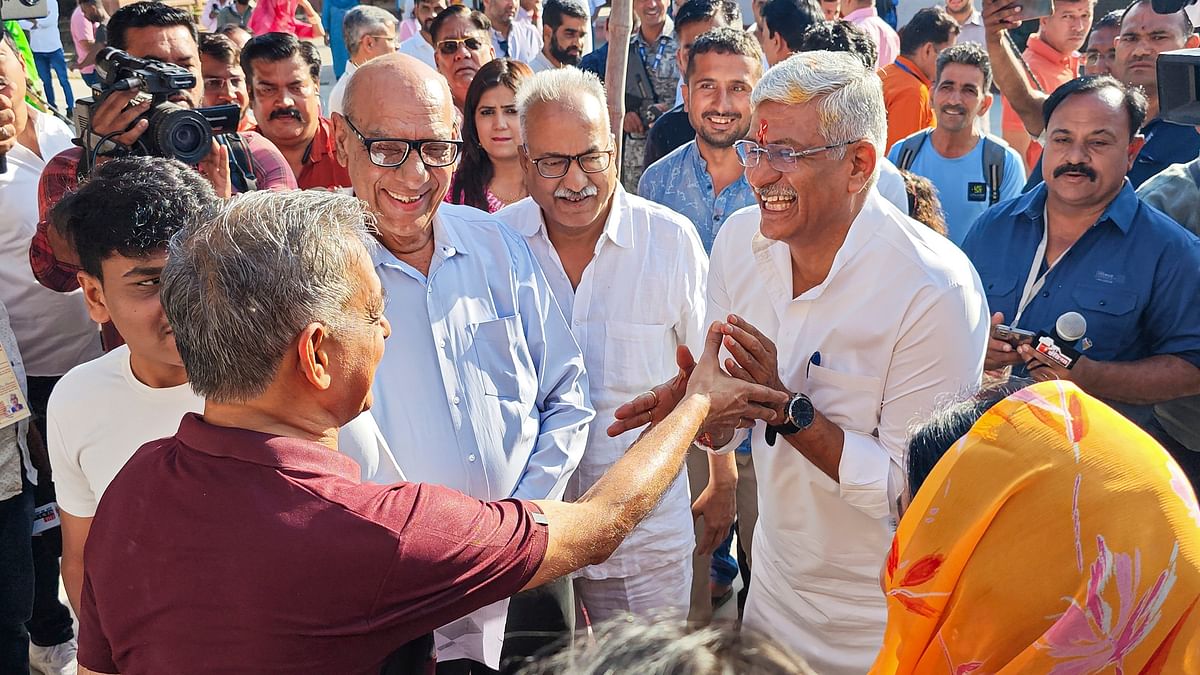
[343,53,456,126]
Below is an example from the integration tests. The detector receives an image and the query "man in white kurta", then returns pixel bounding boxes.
[497,67,708,620]
[707,52,989,673]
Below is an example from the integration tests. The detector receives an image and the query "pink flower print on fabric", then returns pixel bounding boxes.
[1040,535,1179,674]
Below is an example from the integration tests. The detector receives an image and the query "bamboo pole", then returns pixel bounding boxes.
[604,0,633,165]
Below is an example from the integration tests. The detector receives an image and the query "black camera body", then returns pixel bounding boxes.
[1158,48,1200,125]
[74,48,220,167]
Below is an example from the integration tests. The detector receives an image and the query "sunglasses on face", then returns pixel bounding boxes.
[437,36,487,55]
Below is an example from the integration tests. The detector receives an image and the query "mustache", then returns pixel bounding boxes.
[1053,163,1097,180]
[940,105,967,115]
[270,108,303,120]
[554,184,599,200]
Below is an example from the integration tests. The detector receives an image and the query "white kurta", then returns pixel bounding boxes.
[496,187,708,581]
[707,190,988,674]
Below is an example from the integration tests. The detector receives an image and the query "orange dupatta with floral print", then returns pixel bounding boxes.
[871,381,1200,674]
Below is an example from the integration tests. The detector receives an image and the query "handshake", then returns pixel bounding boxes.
[607,315,792,448]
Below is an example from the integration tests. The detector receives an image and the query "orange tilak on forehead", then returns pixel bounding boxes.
[757,118,768,144]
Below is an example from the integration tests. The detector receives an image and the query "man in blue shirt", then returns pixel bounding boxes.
[638,27,761,623]
[640,27,761,251]
[963,76,1200,437]
[888,43,1025,244]
[336,54,594,672]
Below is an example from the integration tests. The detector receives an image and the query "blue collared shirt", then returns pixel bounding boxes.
[963,181,1200,425]
[637,140,757,253]
[370,205,593,502]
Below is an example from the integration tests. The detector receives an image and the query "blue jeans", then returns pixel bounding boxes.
[32,49,74,112]
[710,527,739,587]
[81,71,101,88]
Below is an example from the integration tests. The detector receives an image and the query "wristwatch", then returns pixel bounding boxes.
[765,393,816,446]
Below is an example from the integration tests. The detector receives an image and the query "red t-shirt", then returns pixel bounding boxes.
[78,413,548,674]
[253,116,353,190]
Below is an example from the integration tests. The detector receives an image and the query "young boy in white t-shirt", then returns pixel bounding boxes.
[46,157,402,614]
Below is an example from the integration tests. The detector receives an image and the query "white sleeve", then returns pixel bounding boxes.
[875,158,911,215]
[46,394,98,518]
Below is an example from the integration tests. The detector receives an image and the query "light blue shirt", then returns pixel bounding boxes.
[638,140,757,253]
[369,204,593,502]
[887,131,1025,245]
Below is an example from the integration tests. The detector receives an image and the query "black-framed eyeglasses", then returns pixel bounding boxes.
[524,148,614,178]
[734,138,860,173]
[343,117,463,168]
[437,36,487,55]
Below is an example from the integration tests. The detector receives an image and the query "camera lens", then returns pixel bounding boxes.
[145,102,213,165]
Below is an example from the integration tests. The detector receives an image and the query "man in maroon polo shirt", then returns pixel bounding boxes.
[75,190,785,675]
[242,32,353,190]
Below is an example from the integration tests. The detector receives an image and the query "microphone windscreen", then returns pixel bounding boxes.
[1056,311,1087,342]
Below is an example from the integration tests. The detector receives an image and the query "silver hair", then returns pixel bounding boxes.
[160,191,376,403]
[514,66,607,141]
[751,50,886,186]
[519,616,817,675]
[343,5,399,56]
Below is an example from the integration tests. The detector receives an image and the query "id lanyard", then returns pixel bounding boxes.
[638,40,667,74]
[1012,206,1077,327]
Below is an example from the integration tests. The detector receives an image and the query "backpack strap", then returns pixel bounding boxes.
[218,132,259,193]
[981,136,1007,205]
[896,129,932,171]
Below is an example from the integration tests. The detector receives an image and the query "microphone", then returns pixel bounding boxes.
[1054,311,1087,348]
[1034,311,1088,369]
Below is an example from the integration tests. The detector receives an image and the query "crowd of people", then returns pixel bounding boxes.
[1,0,1199,672]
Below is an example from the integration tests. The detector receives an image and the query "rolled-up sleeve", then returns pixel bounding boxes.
[510,239,594,501]
[838,282,988,520]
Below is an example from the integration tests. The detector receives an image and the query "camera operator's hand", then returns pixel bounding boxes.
[0,94,17,157]
[985,312,1027,372]
[1019,343,1092,385]
[197,140,231,198]
[622,111,645,135]
[89,88,151,149]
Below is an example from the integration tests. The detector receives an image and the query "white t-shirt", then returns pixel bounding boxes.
[0,111,102,377]
[48,345,403,518]
[18,0,63,54]
[327,61,357,116]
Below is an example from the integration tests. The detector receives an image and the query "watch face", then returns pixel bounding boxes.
[789,394,816,429]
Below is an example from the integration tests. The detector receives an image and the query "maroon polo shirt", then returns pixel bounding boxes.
[78,413,549,674]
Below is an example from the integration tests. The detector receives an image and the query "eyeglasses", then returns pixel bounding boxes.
[733,139,859,173]
[1083,51,1113,66]
[365,33,399,46]
[437,36,487,55]
[524,149,614,178]
[203,76,244,90]
[343,117,463,168]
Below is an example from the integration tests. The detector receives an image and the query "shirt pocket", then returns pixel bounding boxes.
[806,363,883,436]
[469,315,532,401]
[603,321,673,395]
[1071,284,1140,356]
[978,270,1019,319]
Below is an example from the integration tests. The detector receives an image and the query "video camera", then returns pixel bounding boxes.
[74,48,239,170]
[1158,49,1200,125]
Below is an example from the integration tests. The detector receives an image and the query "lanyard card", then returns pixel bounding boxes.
[0,343,30,431]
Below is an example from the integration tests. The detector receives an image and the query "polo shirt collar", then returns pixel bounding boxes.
[1026,34,1074,66]
[509,186,634,249]
[176,413,362,482]
[1017,180,1138,235]
[633,18,674,46]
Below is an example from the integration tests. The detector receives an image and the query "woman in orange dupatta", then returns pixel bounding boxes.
[873,380,1200,674]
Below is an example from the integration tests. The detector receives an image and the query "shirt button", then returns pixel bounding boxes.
[468,454,477,462]
[426,286,433,294]
[439,338,447,348]
[1041,291,1050,298]
[573,319,581,326]
[452,395,461,405]
[1098,300,1107,306]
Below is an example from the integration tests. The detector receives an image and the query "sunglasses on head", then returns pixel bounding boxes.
[437,36,486,54]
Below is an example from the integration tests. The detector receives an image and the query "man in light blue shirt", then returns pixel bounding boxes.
[887,43,1024,244]
[335,53,593,671]
[639,27,761,251]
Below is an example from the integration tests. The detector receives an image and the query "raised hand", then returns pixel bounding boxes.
[685,321,789,432]
[607,344,696,437]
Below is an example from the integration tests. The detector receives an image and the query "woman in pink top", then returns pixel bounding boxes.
[247,0,325,38]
